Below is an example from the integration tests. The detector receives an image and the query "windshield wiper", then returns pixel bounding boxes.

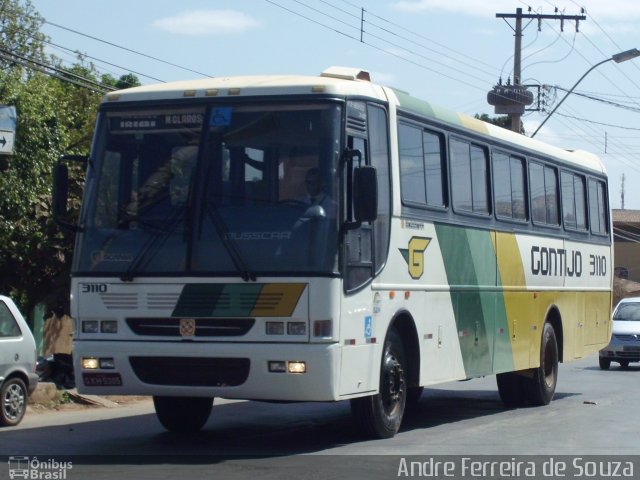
[120,207,185,281]
[202,200,256,282]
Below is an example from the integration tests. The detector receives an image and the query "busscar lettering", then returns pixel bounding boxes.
[225,231,291,241]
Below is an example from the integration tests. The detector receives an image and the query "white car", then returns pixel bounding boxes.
[599,296,640,370]
[0,295,38,426]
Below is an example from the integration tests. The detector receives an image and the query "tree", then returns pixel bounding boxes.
[474,113,526,135]
[0,1,141,319]
[0,0,46,70]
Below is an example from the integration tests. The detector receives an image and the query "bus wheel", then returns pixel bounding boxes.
[496,372,526,407]
[350,328,407,439]
[524,322,558,406]
[599,357,611,370]
[619,360,630,369]
[153,396,213,433]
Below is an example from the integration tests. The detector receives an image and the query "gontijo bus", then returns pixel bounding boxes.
[53,66,612,438]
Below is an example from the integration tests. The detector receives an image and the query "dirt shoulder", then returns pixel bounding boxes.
[28,385,150,413]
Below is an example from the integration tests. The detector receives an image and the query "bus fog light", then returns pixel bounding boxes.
[82,320,99,333]
[288,361,306,374]
[101,320,118,333]
[313,320,332,337]
[287,322,306,335]
[268,361,286,373]
[82,357,99,369]
[266,321,285,335]
[99,358,115,369]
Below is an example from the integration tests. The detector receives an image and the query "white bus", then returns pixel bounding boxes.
[53,67,612,438]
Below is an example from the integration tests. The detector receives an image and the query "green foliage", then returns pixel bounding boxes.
[474,113,526,135]
[0,1,139,318]
[0,0,46,70]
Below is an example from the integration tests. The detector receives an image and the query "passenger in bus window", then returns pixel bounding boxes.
[303,167,334,216]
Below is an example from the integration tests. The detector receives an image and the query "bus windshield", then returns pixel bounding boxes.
[75,102,342,277]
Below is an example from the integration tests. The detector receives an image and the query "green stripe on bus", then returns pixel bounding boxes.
[435,224,514,377]
[172,283,263,317]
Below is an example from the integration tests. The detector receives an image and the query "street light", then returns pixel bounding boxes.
[531,48,640,138]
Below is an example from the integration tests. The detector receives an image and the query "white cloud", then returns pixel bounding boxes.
[152,10,260,36]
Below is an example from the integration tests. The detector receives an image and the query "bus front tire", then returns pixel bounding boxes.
[524,322,558,406]
[153,396,213,433]
[599,357,611,370]
[350,328,407,439]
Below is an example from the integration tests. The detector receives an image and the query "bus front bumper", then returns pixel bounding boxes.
[73,340,342,401]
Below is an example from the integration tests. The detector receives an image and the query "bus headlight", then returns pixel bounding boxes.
[82,321,99,333]
[266,322,285,335]
[287,322,306,335]
[268,361,307,374]
[100,321,118,334]
[287,361,306,374]
[81,357,99,369]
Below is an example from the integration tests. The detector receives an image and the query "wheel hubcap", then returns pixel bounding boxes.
[3,384,25,421]
[381,356,405,414]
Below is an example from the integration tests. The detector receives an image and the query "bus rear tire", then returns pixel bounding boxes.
[350,328,407,439]
[524,322,558,406]
[153,396,213,433]
[496,372,526,407]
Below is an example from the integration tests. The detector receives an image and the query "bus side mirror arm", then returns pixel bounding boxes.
[52,154,87,232]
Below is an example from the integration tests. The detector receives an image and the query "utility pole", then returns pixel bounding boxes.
[492,8,586,133]
[621,173,625,210]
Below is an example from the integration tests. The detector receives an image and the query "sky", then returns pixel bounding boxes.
[29,0,640,209]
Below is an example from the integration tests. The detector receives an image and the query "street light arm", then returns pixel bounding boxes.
[530,57,611,138]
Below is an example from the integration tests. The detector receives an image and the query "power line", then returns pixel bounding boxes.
[289,0,496,85]
[569,0,640,79]
[554,86,640,113]
[0,49,111,93]
[0,46,115,92]
[44,39,166,84]
[43,20,213,78]
[265,0,518,103]
[555,112,640,131]
[338,0,500,75]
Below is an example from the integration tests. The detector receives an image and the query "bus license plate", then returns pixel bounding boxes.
[623,346,640,352]
[83,373,123,387]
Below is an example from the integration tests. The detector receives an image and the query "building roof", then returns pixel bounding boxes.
[613,209,640,224]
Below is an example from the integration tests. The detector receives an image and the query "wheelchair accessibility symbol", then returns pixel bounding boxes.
[210,107,232,126]
[364,316,372,338]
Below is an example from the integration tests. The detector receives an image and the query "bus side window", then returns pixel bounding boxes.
[588,178,608,235]
[561,171,587,231]
[530,162,559,226]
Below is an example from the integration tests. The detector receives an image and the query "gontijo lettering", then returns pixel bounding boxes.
[530,246,607,277]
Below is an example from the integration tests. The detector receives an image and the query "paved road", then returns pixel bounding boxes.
[1,353,638,479]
